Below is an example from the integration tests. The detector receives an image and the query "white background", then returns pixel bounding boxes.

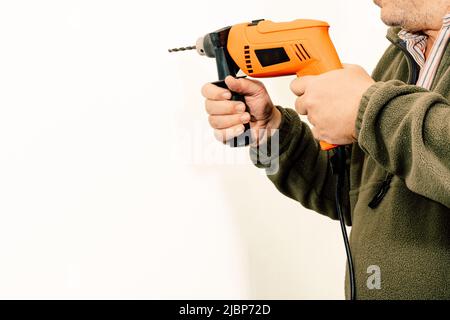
[0,0,387,299]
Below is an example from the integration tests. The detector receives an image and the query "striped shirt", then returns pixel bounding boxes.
[398,13,450,89]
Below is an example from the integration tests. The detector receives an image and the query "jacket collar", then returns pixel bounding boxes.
[386,27,403,45]
[385,26,449,89]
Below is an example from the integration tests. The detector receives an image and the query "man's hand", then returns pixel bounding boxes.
[202,76,281,145]
[290,64,375,145]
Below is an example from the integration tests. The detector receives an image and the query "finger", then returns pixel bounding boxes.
[307,114,316,126]
[311,126,321,141]
[294,95,309,115]
[225,76,263,96]
[209,113,250,130]
[205,99,246,115]
[290,76,314,96]
[342,63,358,69]
[214,124,246,143]
[201,83,232,101]
[311,127,334,145]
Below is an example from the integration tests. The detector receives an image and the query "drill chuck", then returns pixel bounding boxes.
[197,35,218,58]
[168,34,220,58]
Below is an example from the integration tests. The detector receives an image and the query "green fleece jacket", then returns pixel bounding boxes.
[251,27,450,300]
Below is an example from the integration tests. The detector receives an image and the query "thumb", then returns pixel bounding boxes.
[225,76,262,96]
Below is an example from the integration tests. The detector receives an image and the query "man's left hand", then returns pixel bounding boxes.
[290,64,375,145]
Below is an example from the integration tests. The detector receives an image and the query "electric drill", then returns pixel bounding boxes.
[169,19,343,150]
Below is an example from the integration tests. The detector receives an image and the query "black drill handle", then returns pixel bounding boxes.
[213,80,252,148]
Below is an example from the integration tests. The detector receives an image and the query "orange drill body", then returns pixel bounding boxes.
[228,20,342,78]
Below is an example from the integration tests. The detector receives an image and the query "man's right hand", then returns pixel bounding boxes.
[201,76,281,145]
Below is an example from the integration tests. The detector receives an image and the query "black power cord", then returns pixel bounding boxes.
[330,146,356,300]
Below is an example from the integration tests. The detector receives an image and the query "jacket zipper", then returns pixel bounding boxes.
[368,40,420,209]
[369,173,394,209]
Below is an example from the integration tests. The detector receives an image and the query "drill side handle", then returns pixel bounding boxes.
[213,80,252,148]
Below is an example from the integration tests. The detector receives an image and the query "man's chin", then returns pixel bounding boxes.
[382,16,419,33]
[380,11,405,28]
[381,17,400,27]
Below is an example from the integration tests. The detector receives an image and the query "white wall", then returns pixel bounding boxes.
[0,0,387,299]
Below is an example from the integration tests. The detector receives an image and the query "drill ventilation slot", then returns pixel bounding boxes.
[294,43,311,61]
[244,46,253,73]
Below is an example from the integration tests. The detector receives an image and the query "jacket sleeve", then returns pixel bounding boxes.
[356,80,450,209]
[250,106,351,222]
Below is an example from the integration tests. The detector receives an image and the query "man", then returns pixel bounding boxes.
[201,0,450,299]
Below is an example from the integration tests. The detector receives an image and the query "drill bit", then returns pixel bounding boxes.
[168,46,196,53]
